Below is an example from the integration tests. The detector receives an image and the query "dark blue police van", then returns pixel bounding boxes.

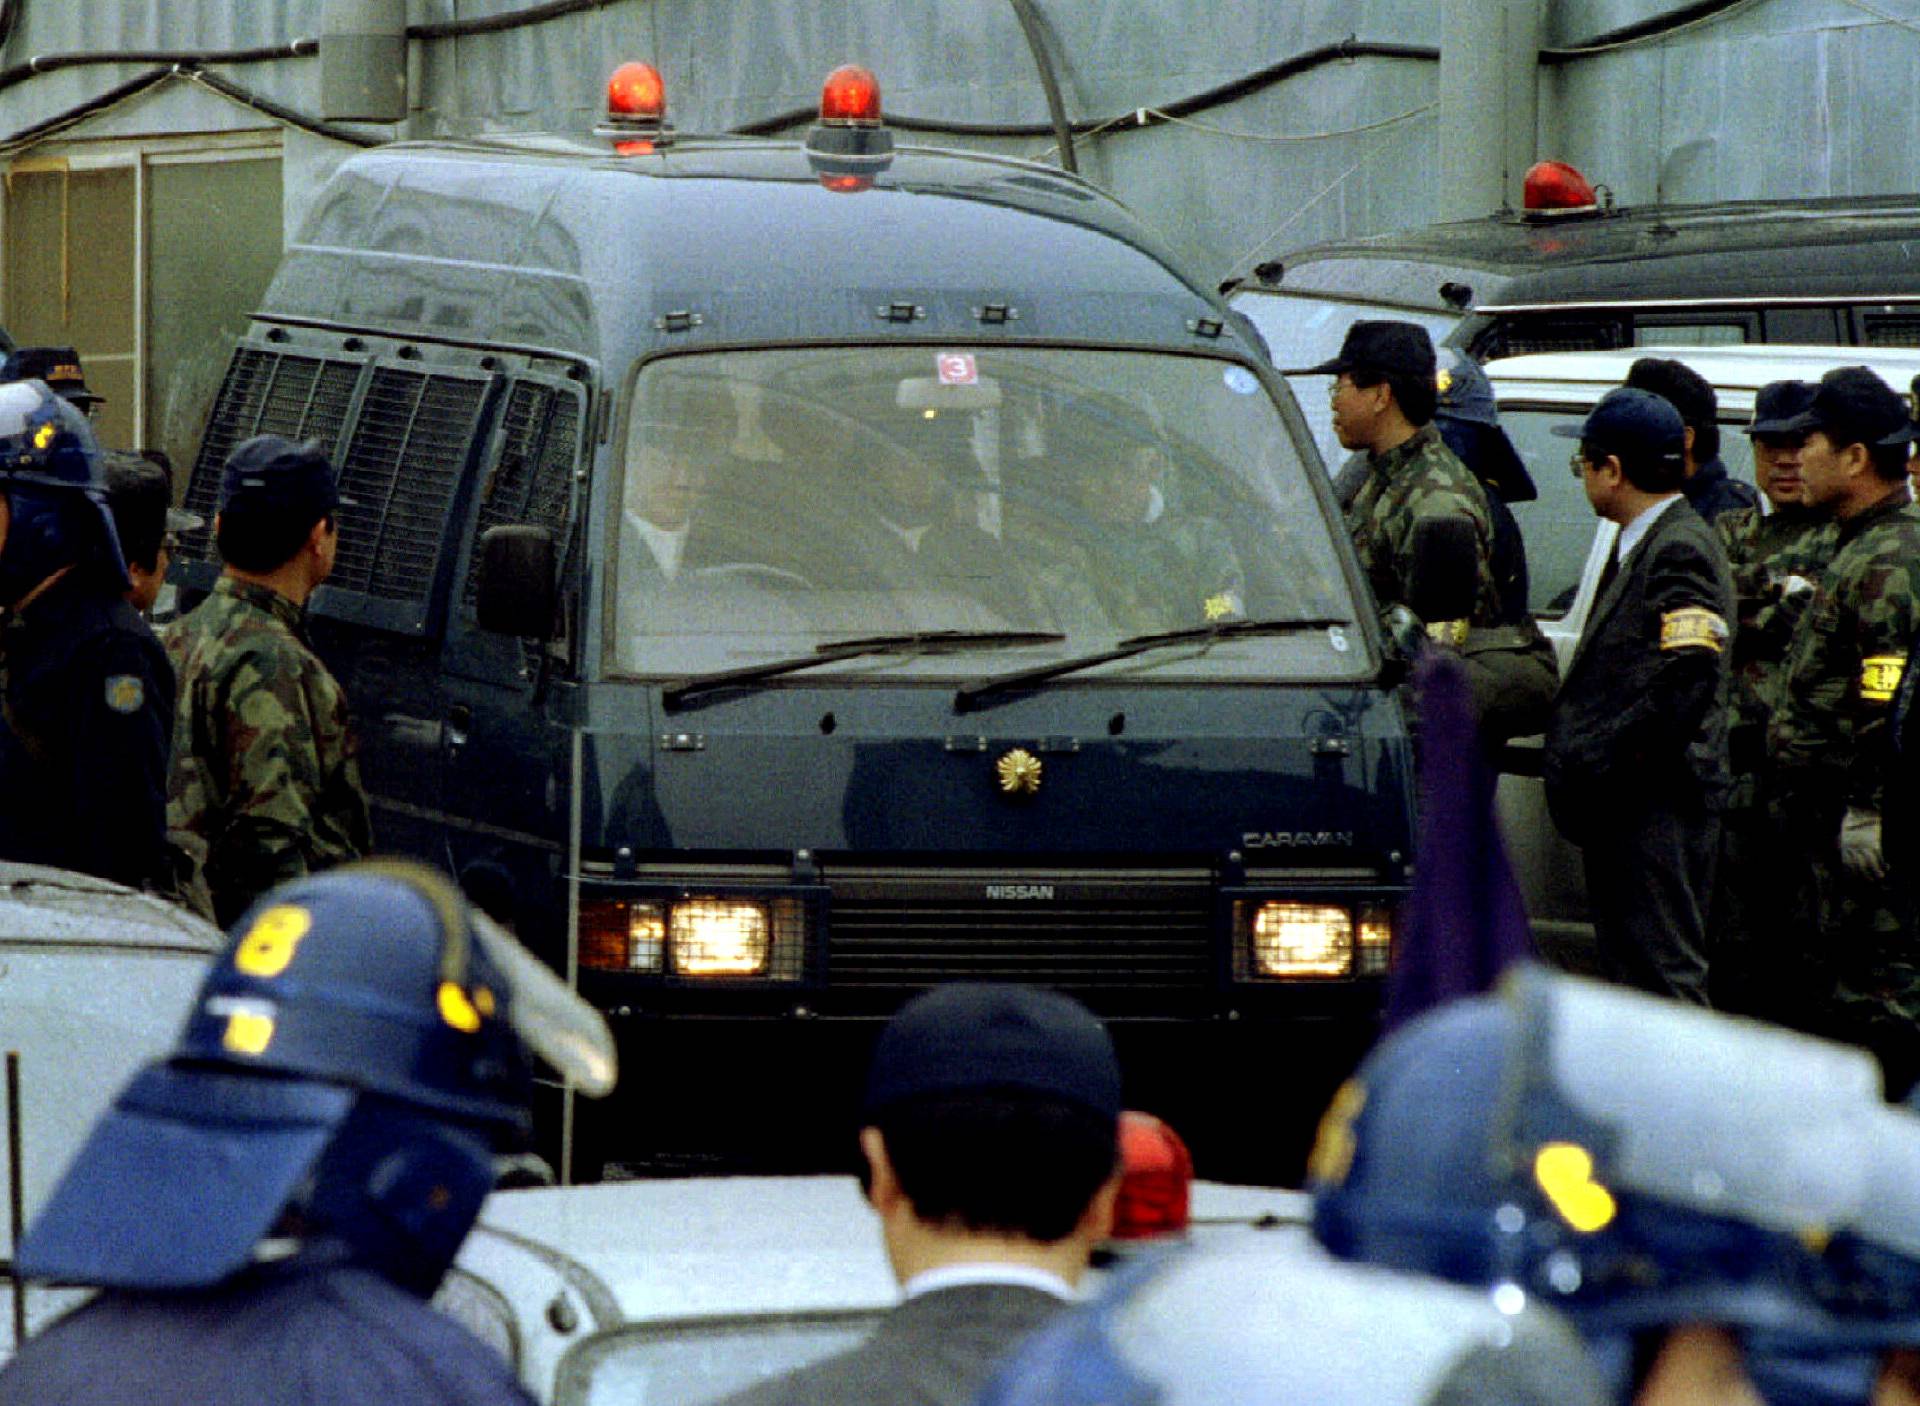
[173,65,1414,1180]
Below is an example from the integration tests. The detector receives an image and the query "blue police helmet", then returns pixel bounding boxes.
[1434,355,1537,504]
[1310,966,1887,1351]
[17,860,615,1293]
[0,378,127,599]
[977,1240,1608,1406]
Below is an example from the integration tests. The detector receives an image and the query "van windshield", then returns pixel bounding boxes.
[607,347,1362,683]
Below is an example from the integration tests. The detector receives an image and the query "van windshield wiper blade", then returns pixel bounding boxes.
[662,629,1066,712]
[952,617,1350,714]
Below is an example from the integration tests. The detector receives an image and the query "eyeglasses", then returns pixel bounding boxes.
[1569,451,1588,480]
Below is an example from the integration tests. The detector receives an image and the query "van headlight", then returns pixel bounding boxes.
[670,899,770,976]
[578,894,802,980]
[1250,903,1351,977]
[1235,899,1394,980]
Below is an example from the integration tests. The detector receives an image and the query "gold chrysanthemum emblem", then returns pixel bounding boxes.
[995,748,1043,796]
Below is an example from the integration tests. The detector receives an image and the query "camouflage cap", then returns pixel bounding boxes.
[1778,366,1916,449]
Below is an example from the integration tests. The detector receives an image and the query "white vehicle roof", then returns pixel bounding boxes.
[447,1176,1309,1403]
[1485,343,1920,415]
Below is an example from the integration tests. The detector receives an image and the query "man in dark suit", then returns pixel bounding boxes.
[718,984,1123,1406]
[1545,387,1735,1005]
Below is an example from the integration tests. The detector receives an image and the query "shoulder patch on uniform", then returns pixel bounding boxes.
[1659,606,1729,653]
[104,674,145,714]
[1862,655,1906,702]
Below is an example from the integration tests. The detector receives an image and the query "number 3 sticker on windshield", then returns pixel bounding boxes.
[936,352,978,385]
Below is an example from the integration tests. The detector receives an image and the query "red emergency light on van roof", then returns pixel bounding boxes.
[805,63,894,175]
[819,64,883,125]
[598,62,674,150]
[608,62,666,121]
[1109,1111,1193,1241]
[1523,160,1599,214]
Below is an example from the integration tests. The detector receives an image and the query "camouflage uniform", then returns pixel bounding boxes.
[164,576,373,926]
[1706,505,1837,1019]
[1032,510,1246,636]
[1347,424,1555,741]
[1344,424,1502,629]
[1770,491,1920,1069]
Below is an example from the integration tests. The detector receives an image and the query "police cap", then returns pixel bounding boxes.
[1551,386,1685,473]
[1777,365,1916,449]
[1435,354,1537,503]
[862,983,1121,1120]
[219,434,341,521]
[1290,320,1437,380]
[1746,380,1818,437]
[0,345,102,408]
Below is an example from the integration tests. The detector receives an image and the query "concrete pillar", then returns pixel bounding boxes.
[1438,0,1543,220]
[320,0,409,124]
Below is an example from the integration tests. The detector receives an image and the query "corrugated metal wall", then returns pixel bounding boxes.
[0,1,1917,281]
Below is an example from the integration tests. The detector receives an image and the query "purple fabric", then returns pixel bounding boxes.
[1382,650,1536,1032]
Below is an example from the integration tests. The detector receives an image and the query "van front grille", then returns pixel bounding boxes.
[827,876,1213,990]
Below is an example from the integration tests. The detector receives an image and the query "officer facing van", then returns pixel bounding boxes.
[0,859,616,1406]
[165,435,373,926]
[0,380,174,892]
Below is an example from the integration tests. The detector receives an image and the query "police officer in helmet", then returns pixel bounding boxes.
[1309,964,1920,1405]
[0,378,174,891]
[0,859,616,1405]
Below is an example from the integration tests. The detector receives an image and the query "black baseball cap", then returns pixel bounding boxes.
[1552,386,1685,472]
[1746,380,1817,437]
[1290,320,1437,380]
[862,983,1122,1121]
[1,345,102,408]
[1778,366,1916,448]
[218,435,342,520]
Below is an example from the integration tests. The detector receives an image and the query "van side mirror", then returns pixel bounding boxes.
[477,525,557,639]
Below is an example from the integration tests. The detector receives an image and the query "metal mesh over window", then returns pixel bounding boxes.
[178,348,363,563]
[330,367,491,602]
[1864,314,1920,348]
[462,379,583,609]
[1488,320,1624,357]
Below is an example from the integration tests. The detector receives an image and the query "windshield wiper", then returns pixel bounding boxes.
[661,629,1066,712]
[952,617,1350,714]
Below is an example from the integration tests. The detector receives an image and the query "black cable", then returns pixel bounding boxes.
[0,40,315,97]
[1005,0,1076,174]
[0,65,171,151]
[0,64,378,154]
[407,0,617,40]
[188,68,383,147]
[1540,0,1755,61]
[732,38,1439,141]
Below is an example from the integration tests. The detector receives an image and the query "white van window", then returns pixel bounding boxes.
[609,347,1361,682]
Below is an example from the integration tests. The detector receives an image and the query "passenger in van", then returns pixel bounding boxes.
[1545,388,1733,1005]
[165,436,373,927]
[621,428,710,586]
[1624,357,1762,523]
[861,448,1041,628]
[1037,438,1247,634]
[1707,380,1838,1023]
[1769,366,1920,1092]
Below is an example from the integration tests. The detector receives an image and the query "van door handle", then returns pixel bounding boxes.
[382,713,445,753]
